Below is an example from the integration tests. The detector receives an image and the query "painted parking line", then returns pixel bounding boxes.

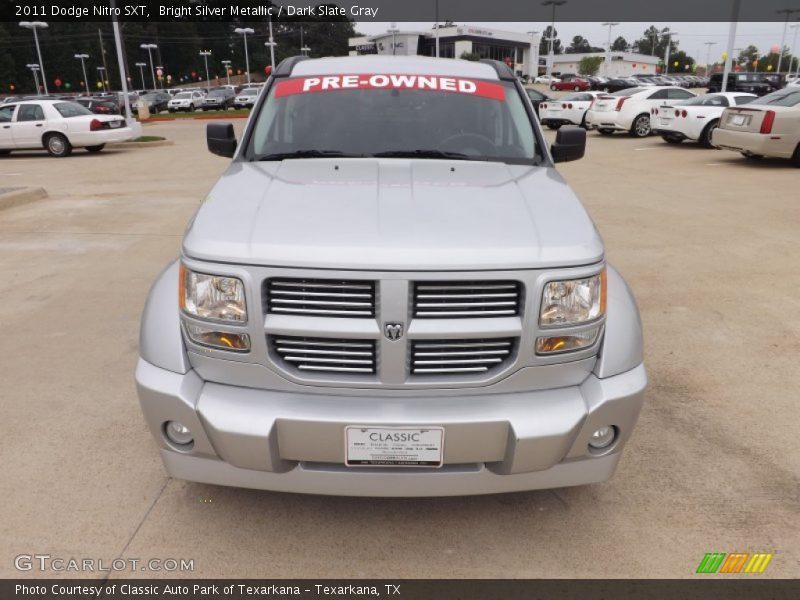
[634,147,660,151]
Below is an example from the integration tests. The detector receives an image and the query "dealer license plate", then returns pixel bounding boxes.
[345,426,444,467]
[109,121,122,128]
[731,114,747,126]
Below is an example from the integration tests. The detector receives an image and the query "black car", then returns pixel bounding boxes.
[136,91,170,114]
[74,97,121,115]
[525,88,552,116]
[598,78,637,93]
[707,73,782,96]
[201,88,235,111]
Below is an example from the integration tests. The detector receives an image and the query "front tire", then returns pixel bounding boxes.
[699,120,719,149]
[546,123,562,130]
[630,114,651,138]
[86,144,105,153]
[45,133,72,157]
[550,84,557,91]
[598,128,615,135]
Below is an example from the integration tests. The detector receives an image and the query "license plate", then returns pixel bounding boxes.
[345,426,444,467]
[731,114,747,126]
[660,118,672,125]
[109,121,122,128]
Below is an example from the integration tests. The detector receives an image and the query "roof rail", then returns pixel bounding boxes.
[479,59,517,81]
[274,56,310,77]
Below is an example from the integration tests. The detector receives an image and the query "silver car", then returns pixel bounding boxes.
[136,55,646,496]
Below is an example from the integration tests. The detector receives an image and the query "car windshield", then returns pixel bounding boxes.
[240,89,258,96]
[208,90,226,97]
[174,92,192,99]
[678,95,730,106]
[753,89,800,107]
[248,75,538,164]
[54,102,93,118]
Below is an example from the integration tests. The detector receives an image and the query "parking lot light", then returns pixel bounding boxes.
[234,27,255,84]
[20,21,49,95]
[140,43,158,90]
[74,53,89,95]
[199,50,212,91]
[96,66,106,92]
[541,0,566,82]
[26,63,41,95]
[221,60,232,86]
[135,62,147,90]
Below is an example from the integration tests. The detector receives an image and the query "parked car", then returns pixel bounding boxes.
[533,75,561,85]
[712,87,800,165]
[539,91,603,129]
[651,92,757,147]
[585,86,697,137]
[707,72,781,96]
[136,92,170,114]
[551,75,591,92]
[135,55,646,497]
[202,88,235,110]
[168,90,205,112]
[524,87,552,116]
[73,97,121,115]
[0,99,133,157]
[233,87,260,109]
[598,77,638,93]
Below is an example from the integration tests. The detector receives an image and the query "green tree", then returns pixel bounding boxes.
[539,26,563,56]
[611,36,629,52]
[459,51,480,61]
[566,35,592,54]
[578,56,604,76]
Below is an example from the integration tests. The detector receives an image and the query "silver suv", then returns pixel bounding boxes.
[136,56,646,496]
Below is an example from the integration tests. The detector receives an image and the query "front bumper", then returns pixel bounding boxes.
[135,358,646,497]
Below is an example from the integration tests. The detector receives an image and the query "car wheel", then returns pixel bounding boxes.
[546,123,562,130]
[630,114,651,137]
[574,85,580,91]
[598,128,615,135]
[86,144,105,153]
[550,84,557,91]
[44,133,72,157]
[792,145,800,168]
[699,120,719,149]
[661,135,683,144]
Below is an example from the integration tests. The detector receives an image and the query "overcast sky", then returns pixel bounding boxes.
[355,22,799,60]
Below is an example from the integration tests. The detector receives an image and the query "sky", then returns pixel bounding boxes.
[354,22,800,62]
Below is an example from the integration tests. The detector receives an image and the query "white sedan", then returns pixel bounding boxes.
[585,86,696,137]
[168,90,205,112]
[534,75,561,85]
[651,92,757,147]
[539,91,604,129]
[0,99,133,157]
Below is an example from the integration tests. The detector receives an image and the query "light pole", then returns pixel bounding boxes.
[266,15,276,71]
[704,41,717,75]
[135,62,147,89]
[199,50,212,91]
[434,0,440,58]
[221,60,232,86]
[790,23,800,78]
[542,0,566,81]
[20,21,49,95]
[663,30,678,75]
[26,63,41,95]
[74,53,89,95]
[602,22,619,76]
[776,9,800,74]
[234,27,254,84]
[387,23,399,56]
[300,26,310,56]
[140,43,157,90]
[721,0,741,93]
[97,66,107,92]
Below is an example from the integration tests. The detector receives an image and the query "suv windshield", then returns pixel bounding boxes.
[174,92,192,99]
[248,75,537,164]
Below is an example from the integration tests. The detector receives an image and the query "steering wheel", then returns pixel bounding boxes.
[436,132,496,156]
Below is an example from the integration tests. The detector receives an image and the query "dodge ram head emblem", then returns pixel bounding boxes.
[384,322,404,341]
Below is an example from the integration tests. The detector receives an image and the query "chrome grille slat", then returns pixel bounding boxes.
[267,278,376,318]
[271,335,376,375]
[411,338,514,375]
[413,281,521,319]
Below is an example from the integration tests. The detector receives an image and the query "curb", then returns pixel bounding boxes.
[0,187,48,211]
[140,114,250,122]
[114,139,175,148]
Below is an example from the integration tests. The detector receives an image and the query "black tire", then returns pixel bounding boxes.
[86,144,105,153]
[44,133,72,157]
[598,128,615,135]
[699,120,719,149]
[793,145,800,168]
[550,84,557,91]
[630,113,651,138]
[580,113,588,129]
[741,152,763,160]
[661,135,683,144]
[546,123,562,130]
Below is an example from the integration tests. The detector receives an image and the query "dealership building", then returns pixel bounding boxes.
[550,52,661,77]
[348,26,541,79]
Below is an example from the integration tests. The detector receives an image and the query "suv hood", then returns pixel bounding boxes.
[183,159,604,271]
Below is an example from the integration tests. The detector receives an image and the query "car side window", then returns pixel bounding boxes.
[734,96,756,106]
[16,104,45,122]
[0,105,15,122]
[668,89,694,100]
[648,90,669,100]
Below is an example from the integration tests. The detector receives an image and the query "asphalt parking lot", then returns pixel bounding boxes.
[1,115,798,579]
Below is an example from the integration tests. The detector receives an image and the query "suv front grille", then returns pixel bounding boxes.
[271,336,376,374]
[411,338,515,374]
[266,278,376,317]
[413,281,521,318]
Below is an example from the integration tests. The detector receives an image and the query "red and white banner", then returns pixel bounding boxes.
[274,74,506,101]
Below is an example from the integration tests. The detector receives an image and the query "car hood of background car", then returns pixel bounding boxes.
[183,159,604,271]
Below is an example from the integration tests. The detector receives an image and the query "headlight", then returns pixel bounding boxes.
[179,264,247,323]
[539,270,606,327]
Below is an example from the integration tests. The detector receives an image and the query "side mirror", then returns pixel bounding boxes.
[207,122,237,158]
[551,126,586,163]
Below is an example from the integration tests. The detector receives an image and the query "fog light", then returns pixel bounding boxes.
[165,421,193,446]
[588,426,616,450]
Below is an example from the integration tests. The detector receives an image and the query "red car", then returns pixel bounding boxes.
[551,77,591,92]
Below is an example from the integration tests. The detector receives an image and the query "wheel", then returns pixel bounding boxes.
[661,135,683,144]
[546,123,562,130]
[580,113,588,129]
[792,145,800,168]
[574,85,580,91]
[550,84,557,91]
[630,114,651,137]
[598,128,615,135]
[189,104,195,112]
[86,144,105,153]
[44,133,72,157]
[699,120,719,149]
[741,152,763,160]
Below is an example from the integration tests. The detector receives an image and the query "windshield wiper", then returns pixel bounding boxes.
[372,149,475,160]
[255,150,364,161]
